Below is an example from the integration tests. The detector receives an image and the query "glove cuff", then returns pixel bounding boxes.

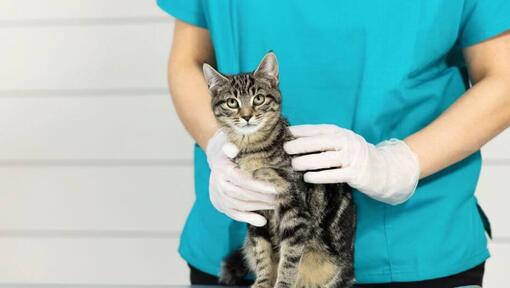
[205,128,225,156]
[376,138,421,205]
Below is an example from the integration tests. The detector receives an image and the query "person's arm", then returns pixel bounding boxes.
[168,20,218,149]
[167,20,277,226]
[284,32,510,205]
[405,31,510,178]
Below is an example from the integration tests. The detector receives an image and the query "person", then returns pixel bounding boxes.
[157,1,510,287]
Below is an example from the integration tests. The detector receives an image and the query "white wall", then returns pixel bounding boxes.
[0,1,508,286]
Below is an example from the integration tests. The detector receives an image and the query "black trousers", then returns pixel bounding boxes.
[189,262,485,287]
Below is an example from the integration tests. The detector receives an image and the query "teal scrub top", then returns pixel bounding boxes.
[158,0,510,284]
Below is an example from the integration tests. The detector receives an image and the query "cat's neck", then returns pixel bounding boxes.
[226,118,290,154]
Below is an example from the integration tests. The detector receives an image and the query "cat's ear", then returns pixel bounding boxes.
[254,51,279,87]
[203,63,229,93]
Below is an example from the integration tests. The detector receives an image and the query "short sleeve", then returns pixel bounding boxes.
[157,0,207,29]
[459,0,510,48]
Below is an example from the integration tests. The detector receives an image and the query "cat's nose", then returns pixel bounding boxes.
[241,115,252,122]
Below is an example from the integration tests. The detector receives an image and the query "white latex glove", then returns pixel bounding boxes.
[284,125,420,205]
[206,130,277,226]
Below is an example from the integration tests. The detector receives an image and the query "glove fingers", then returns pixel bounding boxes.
[222,193,276,211]
[227,210,268,227]
[225,168,277,194]
[288,124,341,137]
[303,168,354,184]
[284,135,344,155]
[221,181,276,204]
[291,151,344,171]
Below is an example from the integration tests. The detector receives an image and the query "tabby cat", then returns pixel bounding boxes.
[203,52,356,288]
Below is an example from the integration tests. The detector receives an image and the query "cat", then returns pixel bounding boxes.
[203,51,356,288]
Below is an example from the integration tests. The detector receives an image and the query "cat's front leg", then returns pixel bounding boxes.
[274,208,310,288]
[247,224,276,288]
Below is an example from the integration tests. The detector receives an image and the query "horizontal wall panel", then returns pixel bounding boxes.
[485,242,510,288]
[0,0,166,21]
[476,165,510,239]
[482,130,510,161]
[0,22,173,91]
[0,238,188,285]
[0,94,193,160]
[0,166,194,232]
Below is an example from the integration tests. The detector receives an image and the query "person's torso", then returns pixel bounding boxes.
[180,1,489,283]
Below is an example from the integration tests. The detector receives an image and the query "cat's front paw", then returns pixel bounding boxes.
[273,281,293,288]
[251,278,275,288]
[251,284,272,288]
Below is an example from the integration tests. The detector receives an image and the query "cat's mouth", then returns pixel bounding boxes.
[231,120,264,135]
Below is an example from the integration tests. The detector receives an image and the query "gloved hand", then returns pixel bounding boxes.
[206,130,277,226]
[284,125,420,205]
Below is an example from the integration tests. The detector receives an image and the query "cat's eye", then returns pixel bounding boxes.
[226,98,239,109]
[253,94,266,106]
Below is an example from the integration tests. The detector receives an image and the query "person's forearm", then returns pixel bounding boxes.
[169,63,218,150]
[405,75,510,178]
[167,21,218,150]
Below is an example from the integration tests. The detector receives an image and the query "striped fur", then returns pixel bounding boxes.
[204,52,356,288]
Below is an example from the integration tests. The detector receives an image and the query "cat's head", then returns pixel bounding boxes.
[203,52,281,139]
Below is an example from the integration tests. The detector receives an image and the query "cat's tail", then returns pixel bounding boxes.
[219,248,249,285]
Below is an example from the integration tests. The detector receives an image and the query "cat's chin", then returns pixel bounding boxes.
[231,123,263,135]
